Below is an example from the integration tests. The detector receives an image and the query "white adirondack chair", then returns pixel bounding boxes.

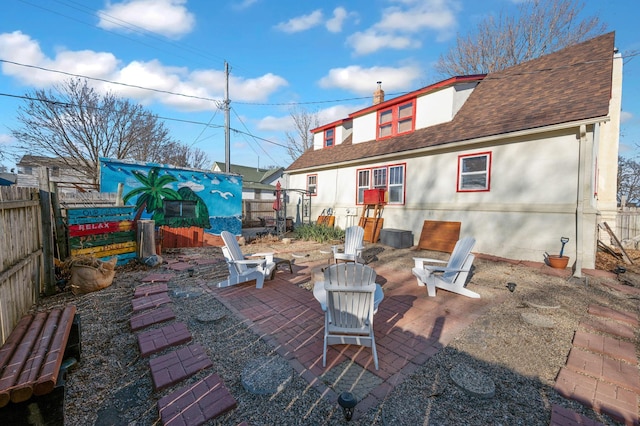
[332,225,365,264]
[217,230,276,289]
[411,236,479,298]
[322,263,379,370]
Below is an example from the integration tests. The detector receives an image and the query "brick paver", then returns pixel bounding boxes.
[580,318,636,340]
[149,344,213,390]
[549,403,605,426]
[572,330,637,365]
[137,322,191,357]
[587,305,639,327]
[566,347,640,393]
[555,368,638,425]
[134,283,169,298]
[130,306,176,331]
[132,292,172,312]
[157,373,237,426]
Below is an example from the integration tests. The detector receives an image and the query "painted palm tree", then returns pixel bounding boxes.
[123,168,180,222]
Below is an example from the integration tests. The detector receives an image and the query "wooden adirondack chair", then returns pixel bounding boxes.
[322,263,379,370]
[332,225,365,263]
[411,236,479,298]
[217,231,276,289]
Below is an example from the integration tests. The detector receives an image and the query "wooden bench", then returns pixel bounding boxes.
[0,305,81,409]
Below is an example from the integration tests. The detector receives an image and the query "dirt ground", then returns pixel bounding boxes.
[34,235,640,425]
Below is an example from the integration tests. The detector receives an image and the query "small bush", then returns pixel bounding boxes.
[293,224,345,243]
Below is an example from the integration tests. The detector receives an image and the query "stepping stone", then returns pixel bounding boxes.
[132,292,172,312]
[157,373,237,425]
[449,363,495,398]
[140,273,175,283]
[134,283,169,298]
[167,262,193,271]
[521,312,555,328]
[241,356,292,395]
[138,322,191,357]
[130,306,176,331]
[149,344,213,390]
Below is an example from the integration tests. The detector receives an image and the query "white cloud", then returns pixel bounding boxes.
[97,0,195,39]
[233,0,259,10]
[0,133,14,146]
[318,65,422,95]
[347,30,419,55]
[346,0,459,55]
[275,10,323,33]
[325,7,349,33]
[0,31,288,112]
[256,104,366,133]
[621,110,633,124]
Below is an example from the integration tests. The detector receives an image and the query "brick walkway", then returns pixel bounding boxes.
[552,284,640,426]
[131,279,237,425]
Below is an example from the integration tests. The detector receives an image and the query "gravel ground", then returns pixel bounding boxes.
[32,237,639,426]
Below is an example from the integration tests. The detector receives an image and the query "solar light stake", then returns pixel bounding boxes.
[337,391,357,421]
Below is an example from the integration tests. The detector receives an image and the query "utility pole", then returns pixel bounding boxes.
[224,61,230,173]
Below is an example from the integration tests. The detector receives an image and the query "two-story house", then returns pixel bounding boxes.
[285,32,622,272]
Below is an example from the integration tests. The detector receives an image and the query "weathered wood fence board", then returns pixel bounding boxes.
[0,187,44,345]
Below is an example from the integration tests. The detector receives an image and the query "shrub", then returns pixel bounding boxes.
[293,224,345,243]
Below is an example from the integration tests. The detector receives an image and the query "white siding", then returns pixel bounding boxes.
[352,111,378,144]
[415,87,455,129]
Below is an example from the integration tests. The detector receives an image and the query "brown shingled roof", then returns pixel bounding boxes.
[287,32,615,172]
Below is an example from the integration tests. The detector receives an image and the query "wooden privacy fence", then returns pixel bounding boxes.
[616,208,640,242]
[0,187,45,344]
[242,199,278,227]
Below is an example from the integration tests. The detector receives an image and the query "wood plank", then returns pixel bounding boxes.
[71,245,136,258]
[66,206,134,219]
[68,221,134,237]
[601,222,633,265]
[69,231,136,249]
[418,220,461,253]
[67,214,136,225]
[34,306,76,396]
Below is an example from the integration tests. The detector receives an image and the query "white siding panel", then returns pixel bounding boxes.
[352,112,377,144]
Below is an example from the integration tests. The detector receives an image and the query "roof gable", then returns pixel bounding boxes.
[287,32,615,172]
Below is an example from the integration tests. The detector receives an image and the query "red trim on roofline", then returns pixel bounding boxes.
[350,74,486,119]
[310,74,486,134]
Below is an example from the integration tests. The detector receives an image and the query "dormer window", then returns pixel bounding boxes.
[324,128,334,147]
[377,100,415,139]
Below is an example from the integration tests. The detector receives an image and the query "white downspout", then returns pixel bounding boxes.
[574,124,587,277]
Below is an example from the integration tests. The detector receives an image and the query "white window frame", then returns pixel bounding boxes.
[356,164,405,205]
[457,152,491,192]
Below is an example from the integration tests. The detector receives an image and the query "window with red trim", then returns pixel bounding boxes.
[324,128,334,147]
[457,152,491,192]
[307,174,317,196]
[377,100,415,139]
[356,164,405,204]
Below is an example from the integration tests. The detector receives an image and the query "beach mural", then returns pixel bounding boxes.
[99,157,242,235]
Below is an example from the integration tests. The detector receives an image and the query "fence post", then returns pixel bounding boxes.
[39,167,56,296]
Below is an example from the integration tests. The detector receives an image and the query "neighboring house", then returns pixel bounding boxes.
[285,32,622,272]
[211,162,283,200]
[0,172,17,186]
[16,155,96,192]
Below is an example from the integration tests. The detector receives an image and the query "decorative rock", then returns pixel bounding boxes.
[282,238,292,244]
[521,312,555,328]
[449,363,495,398]
[196,310,226,323]
[241,356,292,395]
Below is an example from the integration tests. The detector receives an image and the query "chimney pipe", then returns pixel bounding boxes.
[373,81,384,105]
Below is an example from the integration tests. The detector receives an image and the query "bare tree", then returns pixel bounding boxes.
[618,156,640,206]
[10,78,207,185]
[435,0,606,77]
[285,106,319,161]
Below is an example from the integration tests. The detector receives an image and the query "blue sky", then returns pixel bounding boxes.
[0,0,639,171]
